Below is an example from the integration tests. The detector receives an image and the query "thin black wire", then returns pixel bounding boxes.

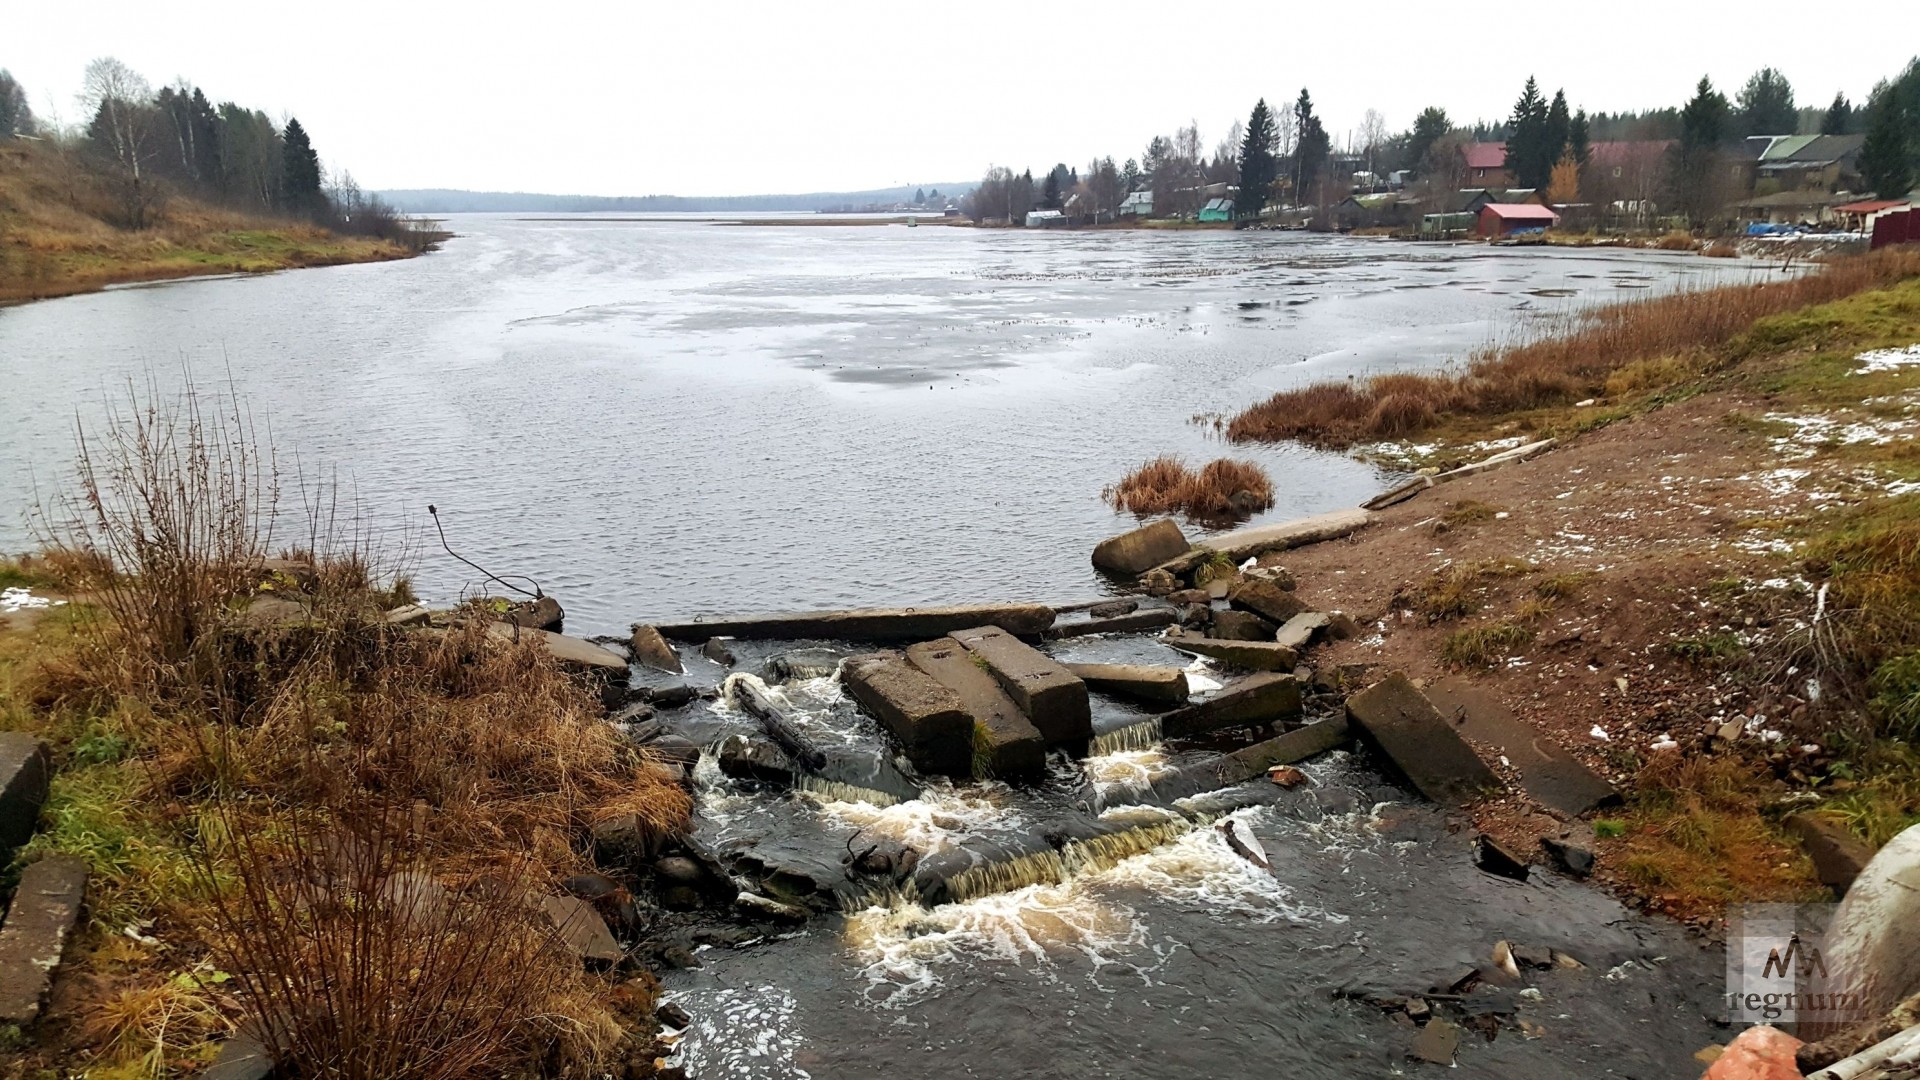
[426,505,542,599]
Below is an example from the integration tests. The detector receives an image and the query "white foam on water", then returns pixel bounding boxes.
[1082,748,1173,802]
[665,985,811,1080]
[842,806,1334,1008]
[809,781,1030,854]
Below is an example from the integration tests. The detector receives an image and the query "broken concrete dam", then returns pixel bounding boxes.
[516,510,1738,1079]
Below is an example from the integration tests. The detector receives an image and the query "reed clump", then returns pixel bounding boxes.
[1103,456,1274,519]
[11,379,687,1076]
[1226,248,1920,448]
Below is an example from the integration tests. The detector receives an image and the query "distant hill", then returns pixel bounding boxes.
[377,183,976,214]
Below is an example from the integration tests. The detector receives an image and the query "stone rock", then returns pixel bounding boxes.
[1346,673,1502,806]
[735,891,810,922]
[540,894,622,963]
[1511,943,1553,970]
[1087,599,1139,618]
[701,637,737,667]
[1473,834,1531,881]
[501,594,564,631]
[1210,609,1278,641]
[1227,579,1308,626]
[842,651,975,776]
[1160,673,1305,738]
[1244,565,1297,590]
[1540,833,1596,878]
[661,886,701,911]
[1092,518,1191,576]
[203,1036,273,1080]
[1177,602,1211,625]
[1405,997,1430,1023]
[653,604,1056,643]
[643,683,699,709]
[486,623,630,681]
[1216,818,1270,868]
[0,731,51,857]
[1784,812,1875,896]
[647,735,702,768]
[657,1001,692,1029]
[768,648,846,682]
[1268,765,1307,787]
[655,856,705,886]
[1325,612,1363,640]
[1162,635,1299,671]
[1717,718,1746,743]
[591,814,659,868]
[716,735,795,785]
[1275,612,1332,651]
[905,639,1045,779]
[0,856,87,1024]
[1167,589,1210,606]
[1703,1025,1802,1080]
[1140,568,1178,596]
[659,943,701,969]
[950,626,1093,746]
[1408,1017,1460,1065]
[384,604,433,627]
[628,625,684,674]
[238,594,313,631]
[1063,663,1189,706]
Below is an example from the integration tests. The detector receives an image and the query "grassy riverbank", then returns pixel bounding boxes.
[0,142,433,304]
[0,398,687,1075]
[1236,251,1920,920]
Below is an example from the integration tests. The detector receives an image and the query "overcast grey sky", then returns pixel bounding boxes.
[12,1,1916,197]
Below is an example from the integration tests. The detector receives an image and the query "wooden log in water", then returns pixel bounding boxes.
[729,677,827,772]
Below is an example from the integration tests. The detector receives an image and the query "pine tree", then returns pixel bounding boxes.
[1736,67,1797,136]
[0,70,31,139]
[1292,88,1330,202]
[1040,169,1060,210]
[280,116,323,213]
[1668,76,1732,226]
[1543,90,1572,180]
[1859,91,1914,198]
[1569,109,1592,167]
[914,187,925,204]
[1405,106,1450,174]
[1505,77,1553,189]
[1821,93,1853,135]
[1235,98,1278,220]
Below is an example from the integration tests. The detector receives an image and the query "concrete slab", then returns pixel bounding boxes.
[1425,677,1617,817]
[1046,608,1178,638]
[1161,635,1299,671]
[1209,609,1277,641]
[841,652,974,776]
[0,856,87,1024]
[628,625,684,674]
[0,731,51,856]
[906,639,1045,780]
[485,623,630,681]
[1225,717,1352,776]
[652,604,1056,643]
[1064,663,1189,706]
[1785,812,1877,896]
[1154,508,1376,574]
[1227,578,1308,626]
[1092,518,1190,576]
[1275,612,1332,651]
[1160,673,1302,737]
[1347,673,1502,807]
[950,626,1092,746]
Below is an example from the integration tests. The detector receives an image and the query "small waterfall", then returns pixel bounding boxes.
[943,819,1197,903]
[1089,717,1163,756]
[794,775,903,808]
[947,848,1072,902]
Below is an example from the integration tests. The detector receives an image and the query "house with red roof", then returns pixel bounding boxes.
[1477,202,1560,238]
[1464,143,1511,187]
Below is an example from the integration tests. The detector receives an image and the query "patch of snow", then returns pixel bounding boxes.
[1,588,65,614]
[1854,344,1920,374]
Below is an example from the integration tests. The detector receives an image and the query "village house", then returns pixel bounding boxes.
[1476,201,1559,238]
[1118,190,1153,217]
[1464,142,1512,187]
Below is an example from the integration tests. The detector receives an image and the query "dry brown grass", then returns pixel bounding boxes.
[15,379,688,1076]
[1103,456,1274,520]
[1226,247,1920,448]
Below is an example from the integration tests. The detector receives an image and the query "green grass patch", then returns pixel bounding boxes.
[1666,631,1747,664]
[1440,620,1535,667]
[1534,571,1596,601]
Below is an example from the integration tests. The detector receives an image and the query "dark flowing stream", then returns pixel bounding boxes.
[0,218,1768,1077]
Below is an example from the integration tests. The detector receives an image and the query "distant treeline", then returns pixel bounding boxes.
[377,184,975,215]
[0,58,423,245]
[964,60,1920,227]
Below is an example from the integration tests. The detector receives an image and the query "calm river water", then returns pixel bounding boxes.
[0,218,1762,635]
[0,219,1765,1077]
